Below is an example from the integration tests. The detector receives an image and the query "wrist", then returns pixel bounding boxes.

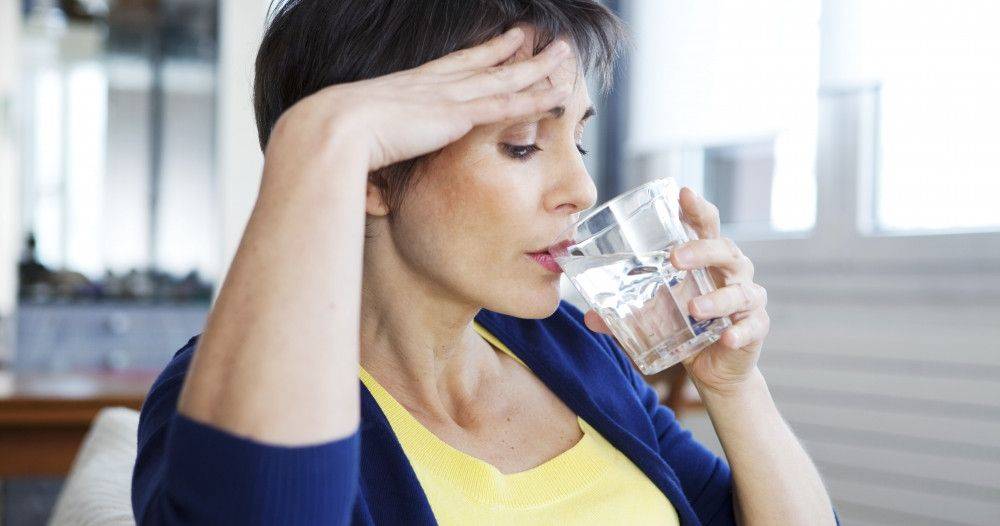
[265,97,371,174]
[691,366,769,403]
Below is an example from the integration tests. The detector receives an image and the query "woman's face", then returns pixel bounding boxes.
[365,32,597,319]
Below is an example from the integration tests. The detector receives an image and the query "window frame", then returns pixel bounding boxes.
[734,84,1000,271]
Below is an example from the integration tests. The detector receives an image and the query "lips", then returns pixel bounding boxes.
[527,251,563,273]
[548,237,575,255]
[526,237,574,273]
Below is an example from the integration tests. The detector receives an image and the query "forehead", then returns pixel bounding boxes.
[501,25,593,117]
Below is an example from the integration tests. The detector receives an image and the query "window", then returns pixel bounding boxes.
[17,0,219,302]
[626,0,820,239]
[822,0,1000,234]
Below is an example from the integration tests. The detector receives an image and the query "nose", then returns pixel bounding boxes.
[548,153,598,217]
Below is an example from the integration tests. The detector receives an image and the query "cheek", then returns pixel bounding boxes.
[420,157,527,250]
[388,162,562,315]
[399,142,548,280]
[394,175,506,270]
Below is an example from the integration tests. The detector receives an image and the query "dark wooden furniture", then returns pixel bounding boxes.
[0,370,158,476]
[0,361,702,477]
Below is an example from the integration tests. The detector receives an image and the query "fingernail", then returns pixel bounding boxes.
[693,296,713,315]
[674,247,693,266]
[554,40,570,54]
[506,27,523,40]
[727,328,741,345]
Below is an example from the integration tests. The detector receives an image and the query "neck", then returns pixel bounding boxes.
[359,248,504,427]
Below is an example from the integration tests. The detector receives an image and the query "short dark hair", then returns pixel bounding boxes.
[253,0,629,219]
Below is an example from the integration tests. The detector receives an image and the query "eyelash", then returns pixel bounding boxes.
[502,143,589,161]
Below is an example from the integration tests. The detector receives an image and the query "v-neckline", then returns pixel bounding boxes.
[355,305,703,525]
[358,336,621,508]
[357,320,592,478]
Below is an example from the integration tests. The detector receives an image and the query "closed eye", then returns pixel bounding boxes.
[501,143,589,161]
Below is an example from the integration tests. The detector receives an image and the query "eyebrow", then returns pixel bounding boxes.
[505,104,596,130]
[548,105,596,121]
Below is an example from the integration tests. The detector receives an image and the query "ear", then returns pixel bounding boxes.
[366,179,390,217]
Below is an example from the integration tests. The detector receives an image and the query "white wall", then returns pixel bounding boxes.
[626,0,821,234]
[0,0,21,360]
[627,0,820,152]
[213,0,272,301]
[820,0,1000,233]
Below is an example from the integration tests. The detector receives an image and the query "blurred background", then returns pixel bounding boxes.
[0,0,998,524]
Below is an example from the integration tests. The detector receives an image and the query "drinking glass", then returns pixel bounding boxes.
[548,177,732,374]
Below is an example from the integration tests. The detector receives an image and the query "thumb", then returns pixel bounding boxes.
[583,309,612,334]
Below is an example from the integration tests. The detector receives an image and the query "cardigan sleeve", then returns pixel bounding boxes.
[594,331,842,526]
[597,332,737,525]
[131,336,360,526]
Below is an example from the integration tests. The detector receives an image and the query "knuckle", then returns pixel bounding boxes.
[706,202,721,222]
[748,313,767,341]
[737,282,755,309]
[740,255,755,276]
[480,92,516,115]
[754,283,768,306]
[495,91,517,105]
[746,316,762,340]
[722,237,741,260]
[486,65,512,79]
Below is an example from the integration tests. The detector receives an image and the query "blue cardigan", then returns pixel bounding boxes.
[132,300,838,525]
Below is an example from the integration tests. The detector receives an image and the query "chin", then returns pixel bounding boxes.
[486,279,563,320]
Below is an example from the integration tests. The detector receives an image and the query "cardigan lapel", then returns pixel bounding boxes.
[357,383,438,525]
[474,305,704,526]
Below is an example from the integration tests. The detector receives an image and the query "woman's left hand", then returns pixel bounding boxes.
[584,186,769,396]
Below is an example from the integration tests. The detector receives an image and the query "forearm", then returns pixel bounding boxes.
[695,368,835,526]
[177,123,368,445]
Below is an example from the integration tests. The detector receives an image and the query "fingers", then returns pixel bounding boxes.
[463,82,572,126]
[670,237,754,282]
[424,26,526,74]
[584,309,611,334]
[447,38,571,102]
[688,281,768,320]
[720,308,770,349]
[679,187,721,239]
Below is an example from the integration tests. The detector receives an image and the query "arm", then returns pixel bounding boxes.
[131,338,360,525]
[694,369,837,525]
[596,327,838,526]
[175,128,368,444]
[584,187,837,525]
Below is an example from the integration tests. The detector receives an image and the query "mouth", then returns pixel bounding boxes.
[528,237,574,255]
[526,251,563,273]
[525,237,573,274]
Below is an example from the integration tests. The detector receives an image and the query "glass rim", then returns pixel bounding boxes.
[553,177,677,244]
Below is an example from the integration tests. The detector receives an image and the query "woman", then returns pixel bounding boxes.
[132,1,838,524]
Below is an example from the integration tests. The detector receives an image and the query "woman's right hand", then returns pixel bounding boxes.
[264,26,574,173]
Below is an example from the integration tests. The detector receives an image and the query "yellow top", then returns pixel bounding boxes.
[358,321,680,526]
